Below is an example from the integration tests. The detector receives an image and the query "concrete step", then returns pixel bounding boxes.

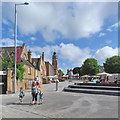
[68,85,120,91]
[63,87,120,96]
[74,83,119,86]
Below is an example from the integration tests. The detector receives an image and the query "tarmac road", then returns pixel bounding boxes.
[0,80,119,118]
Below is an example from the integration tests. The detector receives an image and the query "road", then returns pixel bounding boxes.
[0,80,119,118]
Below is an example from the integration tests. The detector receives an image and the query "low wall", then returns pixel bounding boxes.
[6,67,29,94]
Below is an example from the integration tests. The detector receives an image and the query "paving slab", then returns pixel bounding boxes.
[1,80,119,118]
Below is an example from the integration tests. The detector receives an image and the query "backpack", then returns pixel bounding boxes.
[19,90,24,97]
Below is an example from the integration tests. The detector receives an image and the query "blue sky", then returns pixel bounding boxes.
[2,2,119,74]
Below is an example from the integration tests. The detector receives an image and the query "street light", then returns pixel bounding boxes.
[14,2,29,93]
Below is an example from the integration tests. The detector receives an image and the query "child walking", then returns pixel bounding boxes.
[39,90,44,104]
[19,87,25,104]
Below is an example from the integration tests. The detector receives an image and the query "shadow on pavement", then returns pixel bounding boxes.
[6,102,33,106]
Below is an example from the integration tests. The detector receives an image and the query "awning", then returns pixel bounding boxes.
[61,76,68,78]
[97,72,112,77]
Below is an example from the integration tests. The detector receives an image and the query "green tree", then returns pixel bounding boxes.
[82,58,100,75]
[2,56,25,82]
[104,56,120,73]
[73,67,83,76]
[58,69,64,77]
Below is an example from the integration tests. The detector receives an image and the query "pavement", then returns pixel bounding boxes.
[0,80,119,118]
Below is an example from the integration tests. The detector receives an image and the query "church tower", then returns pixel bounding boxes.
[52,52,58,75]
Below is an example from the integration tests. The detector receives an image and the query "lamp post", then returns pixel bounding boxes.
[14,2,29,93]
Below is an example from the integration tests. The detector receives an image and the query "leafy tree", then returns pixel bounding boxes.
[82,58,100,75]
[58,69,64,77]
[73,67,83,76]
[104,56,120,73]
[2,56,25,82]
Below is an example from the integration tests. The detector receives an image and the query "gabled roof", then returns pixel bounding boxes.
[0,47,16,58]
[32,58,41,70]
[21,58,34,67]
[0,46,35,68]
[0,46,42,70]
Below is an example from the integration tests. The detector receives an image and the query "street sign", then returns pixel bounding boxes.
[0,71,7,75]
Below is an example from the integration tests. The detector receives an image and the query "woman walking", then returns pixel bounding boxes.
[31,82,39,105]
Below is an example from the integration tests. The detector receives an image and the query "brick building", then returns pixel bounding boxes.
[45,52,58,82]
[0,43,46,93]
[52,52,58,75]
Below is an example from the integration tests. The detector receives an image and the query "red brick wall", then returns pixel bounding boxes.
[45,62,49,76]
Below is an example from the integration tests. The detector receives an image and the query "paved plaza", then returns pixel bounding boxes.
[0,80,119,118]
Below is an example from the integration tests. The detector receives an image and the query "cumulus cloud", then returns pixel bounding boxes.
[98,32,106,37]
[106,22,118,32]
[106,28,112,32]
[105,40,112,44]
[27,43,118,71]
[3,2,117,42]
[59,43,91,66]
[28,43,91,66]
[27,44,59,63]
[32,52,40,58]
[30,37,36,41]
[0,38,23,47]
[2,19,10,25]
[94,46,118,64]
[111,22,118,28]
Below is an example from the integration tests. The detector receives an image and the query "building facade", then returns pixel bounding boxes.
[45,52,58,82]
[67,69,73,79]
[0,43,47,93]
[52,52,58,75]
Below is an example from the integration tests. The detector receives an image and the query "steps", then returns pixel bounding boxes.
[63,83,120,96]
[68,85,120,90]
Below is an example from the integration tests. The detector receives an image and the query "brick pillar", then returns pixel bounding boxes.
[6,67,13,94]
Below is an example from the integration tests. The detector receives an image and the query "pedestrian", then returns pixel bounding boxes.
[36,81,41,90]
[19,87,25,104]
[31,82,39,105]
[39,90,44,105]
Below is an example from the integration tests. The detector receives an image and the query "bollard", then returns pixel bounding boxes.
[56,80,58,91]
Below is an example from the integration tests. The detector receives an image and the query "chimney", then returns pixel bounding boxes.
[42,52,44,61]
[28,49,32,63]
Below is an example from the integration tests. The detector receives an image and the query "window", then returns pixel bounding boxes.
[28,67,31,74]
[23,54,27,60]
[36,70,38,76]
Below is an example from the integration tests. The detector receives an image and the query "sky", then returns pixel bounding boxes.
[1,2,119,74]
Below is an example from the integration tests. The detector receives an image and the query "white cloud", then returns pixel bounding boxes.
[111,22,118,28]
[27,44,59,63]
[32,52,40,58]
[106,28,112,32]
[94,46,118,64]
[30,37,36,41]
[106,22,118,32]
[3,2,117,42]
[28,43,91,66]
[2,19,10,25]
[59,43,91,66]
[0,38,23,47]
[28,43,118,72]
[63,63,65,66]
[105,40,112,44]
[98,32,106,37]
